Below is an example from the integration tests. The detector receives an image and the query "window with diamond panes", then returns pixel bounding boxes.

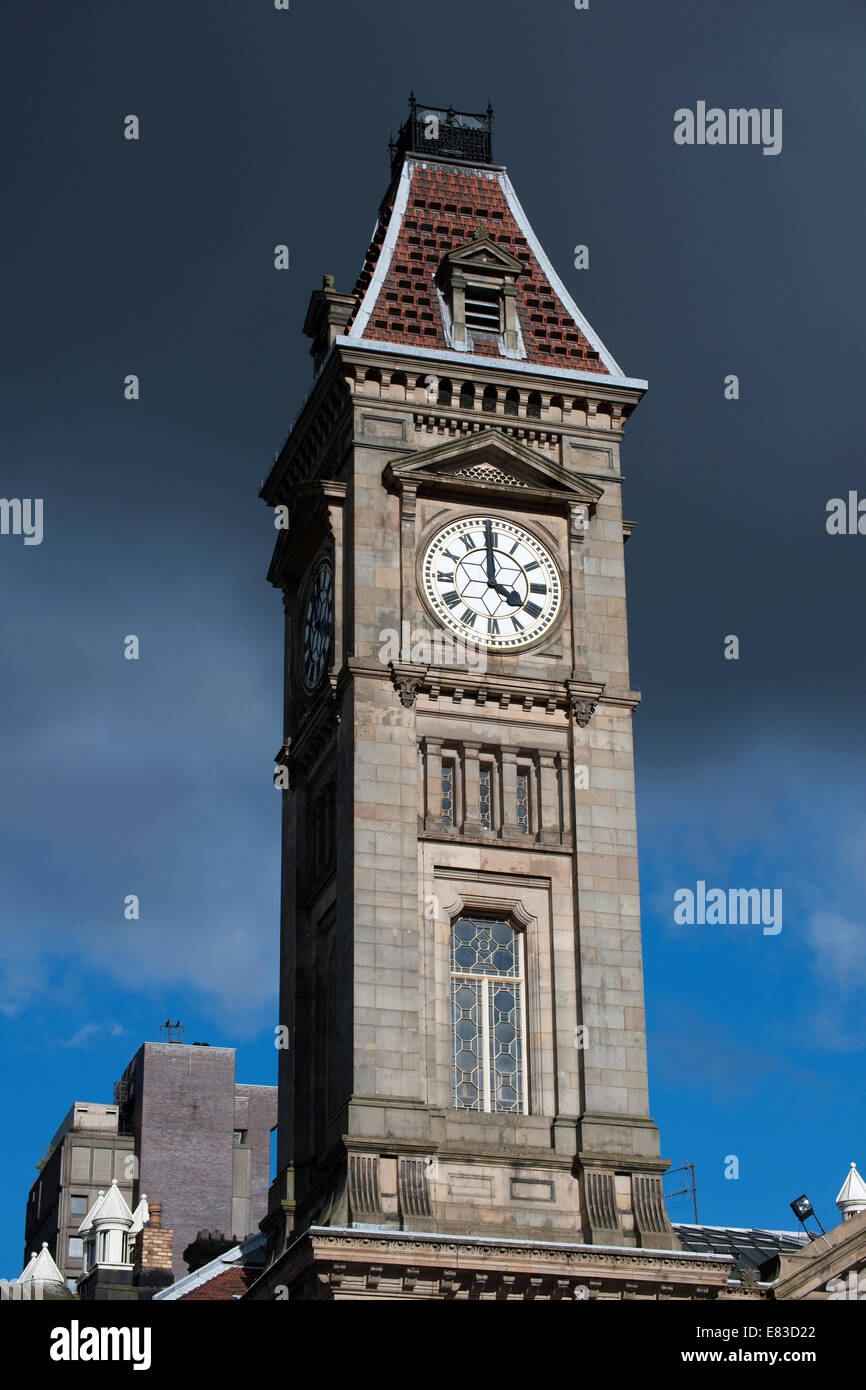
[441,760,455,827]
[516,771,530,833]
[451,916,527,1114]
[479,765,493,829]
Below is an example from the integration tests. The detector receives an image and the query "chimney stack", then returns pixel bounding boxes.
[133,1200,174,1292]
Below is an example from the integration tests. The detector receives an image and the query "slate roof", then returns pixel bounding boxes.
[346,155,622,376]
[674,1223,812,1275]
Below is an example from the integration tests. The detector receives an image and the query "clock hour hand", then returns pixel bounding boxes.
[491,581,521,606]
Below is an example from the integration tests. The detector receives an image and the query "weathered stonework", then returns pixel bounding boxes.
[257,114,680,1294]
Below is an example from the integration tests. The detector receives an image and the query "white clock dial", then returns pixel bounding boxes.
[301,560,334,690]
[422,516,561,650]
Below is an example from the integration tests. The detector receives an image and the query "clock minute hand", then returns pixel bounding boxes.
[484,520,496,585]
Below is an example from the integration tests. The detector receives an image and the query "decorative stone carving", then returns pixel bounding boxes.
[570,696,597,727]
[398,1158,433,1220]
[585,1171,619,1234]
[347,1155,381,1220]
[633,1174,673,1236]
[450,463,529,487]
[390,664,425,707]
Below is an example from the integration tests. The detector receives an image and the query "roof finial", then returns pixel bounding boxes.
[836,1160,866,1221]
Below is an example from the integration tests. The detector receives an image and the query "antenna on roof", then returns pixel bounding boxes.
[160,1020,185,1044]
[665,1161,699,1224]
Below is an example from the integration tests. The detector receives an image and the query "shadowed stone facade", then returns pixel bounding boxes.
[256,102,680,1296]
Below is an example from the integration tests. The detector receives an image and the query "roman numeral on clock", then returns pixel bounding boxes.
[461,609,477,627]
[524,601,542,619]
[442,591,460,608]
[529,583,547,595]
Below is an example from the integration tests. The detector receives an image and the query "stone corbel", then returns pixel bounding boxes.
[390,662,428,708]
[569,695,597,728]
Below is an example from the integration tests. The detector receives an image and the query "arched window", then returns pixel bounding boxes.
[459,382,475,410]
[437,377,453,406]
[526,391,542,419]
[504,388,520,417]
[451,916,527,1114]
[482,385,497,413]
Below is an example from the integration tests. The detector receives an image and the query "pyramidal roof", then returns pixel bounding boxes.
[79,1179,134,1232]
[836,1161,866,1215]
[344,133,638,386]
[130,1195,150,1234]
[18,1242,65,1286]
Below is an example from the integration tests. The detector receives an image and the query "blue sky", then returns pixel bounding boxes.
[2,0,864,1273]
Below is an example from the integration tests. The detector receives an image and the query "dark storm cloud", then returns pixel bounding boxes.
[1,1,862,1042]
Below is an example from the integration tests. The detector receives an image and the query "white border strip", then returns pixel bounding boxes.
[498,171,626,378]
[349,162,415,339]
[334,335,647,391]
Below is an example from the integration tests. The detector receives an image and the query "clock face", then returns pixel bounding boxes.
[301,560,334,690]
[422,516,561,650]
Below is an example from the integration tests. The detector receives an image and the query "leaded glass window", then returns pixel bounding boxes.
[479,765,492,829]
[451,916,527,1114]
[516,771,530,833]
[441,760,455,827]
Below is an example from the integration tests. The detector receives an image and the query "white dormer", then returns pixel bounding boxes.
[77,1179,136,1272]
[835,1162,866,1221]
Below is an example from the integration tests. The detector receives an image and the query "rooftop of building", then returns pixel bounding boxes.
[330,97,637,386]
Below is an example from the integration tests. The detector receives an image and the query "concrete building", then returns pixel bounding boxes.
[24,1039,276,1283]
[24,1102,135,1285]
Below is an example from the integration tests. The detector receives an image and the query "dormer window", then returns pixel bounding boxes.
[436,231,524,356]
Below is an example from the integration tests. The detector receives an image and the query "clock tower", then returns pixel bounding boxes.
[257,101,680,1298]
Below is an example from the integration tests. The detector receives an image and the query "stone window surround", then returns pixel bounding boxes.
[428,880,554,1122]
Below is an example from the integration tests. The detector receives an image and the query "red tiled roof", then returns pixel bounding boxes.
[347,161,610,374]
[178,1266,255,1300]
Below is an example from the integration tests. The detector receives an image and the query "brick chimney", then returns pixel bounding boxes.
[133,1201,174,1292]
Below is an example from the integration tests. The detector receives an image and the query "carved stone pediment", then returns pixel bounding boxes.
[382,429,602,508]
[436,231,525,280]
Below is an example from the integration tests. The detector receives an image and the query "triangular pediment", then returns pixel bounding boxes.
[383,428,603,503]
[439,232,524,277]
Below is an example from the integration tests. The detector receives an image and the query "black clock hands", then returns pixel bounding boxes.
[483,523,519,603]
[483,519,496,585]
[490,581,521,606]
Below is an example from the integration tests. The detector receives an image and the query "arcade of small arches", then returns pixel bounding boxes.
[345,365,635,430]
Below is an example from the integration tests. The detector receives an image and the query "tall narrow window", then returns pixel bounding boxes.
[479,766,492,830]
[451,916,527,1114]
[441,760,455,827]
[516,771,530,833]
